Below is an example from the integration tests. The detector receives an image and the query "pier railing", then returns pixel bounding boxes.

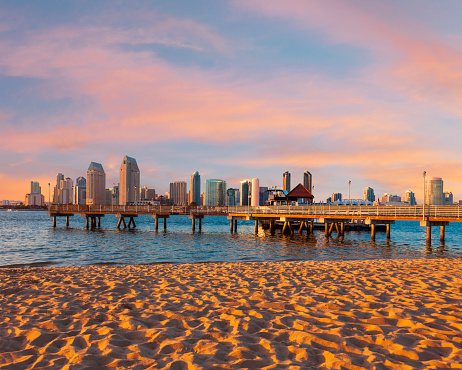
[49,204,462,220]
[228,205,462,219]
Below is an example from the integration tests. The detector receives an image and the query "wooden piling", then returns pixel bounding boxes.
[334,222,340,235]
[155,216,159,231]
[440,225,445,243]
[199,218,202,231]
[328,222,335,237]
[98,217,101,228]
[192,218,196,232]
[164,217,167,230]
[340,222,345,237]
[371,224,376,241]
[116,218,122,229]
[66,216,69,227]
[427,225,432,244]
[53,216,56,228]
[230,220,233,233]
[255,220,259,233]
[234,219,237,232]
[386,224,391,239]
[86,217,89,229]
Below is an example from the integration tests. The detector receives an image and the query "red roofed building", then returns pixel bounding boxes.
[286,183,314,205]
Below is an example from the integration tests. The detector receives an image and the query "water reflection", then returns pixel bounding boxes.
[0,212,461,267]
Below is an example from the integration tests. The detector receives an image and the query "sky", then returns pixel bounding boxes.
[1,0,462,203]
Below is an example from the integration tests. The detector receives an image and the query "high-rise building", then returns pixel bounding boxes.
[190,171,201,205]
[86,162,106,205]
[425,177,444,205]
[251,178,260,206]
[74,176,87,205]
[444,191,453,205]
[105,186,119,206]
[119,155,140,205]
[402,190,416,205]
[145,188,156,201]
[170,181,187,205]
[240,180,252,206]
[332,193,342,202]
[227,188,237,206]
[303,171,312,193]
[205,179,226,206]
[30,181,41,194]
[259,187,269,206]
[363,187,375,202]
[283,171,291,192]
[53,173,64,203]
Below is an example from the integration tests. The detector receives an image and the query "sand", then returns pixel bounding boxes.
[1,258,462,369]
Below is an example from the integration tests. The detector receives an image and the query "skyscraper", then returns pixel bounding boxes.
[86,162,106,205]
[227,188,237,206]
[363,187,375,202]
[251,178,260,206]
[170,181,187,205]
[240,179,252,206]
[119,155,140,205]
[425,177,444,205]
[53,173,64,203]
[283,171,291,191]
[30,181,41,194]
[402,190,416,205]
[259,187,269,206]
[303,171,312,193]
[205,179,227,206]
[74,176,87,205]
[190,171,201,205]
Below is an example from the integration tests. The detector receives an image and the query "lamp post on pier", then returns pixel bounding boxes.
[48,183,50,211]
[423,171,426,220]
[348,180,351,204]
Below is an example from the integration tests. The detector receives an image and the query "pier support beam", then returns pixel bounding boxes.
[53,216,57,228]
[234,220,238,232]
[365,219,396,241]
[420,220,449,245]
[325,222,329,237]
[370,224,376,242]
[153,214,169,231]
[255,220,259,233]
[270,220,276,234]
[340,222,345,237]
[230,219,233,233]
[189,214,204,233]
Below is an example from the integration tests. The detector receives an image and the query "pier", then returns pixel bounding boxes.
[48,204,462,245]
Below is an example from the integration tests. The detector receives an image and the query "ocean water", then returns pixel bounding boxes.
[0,210,461,268]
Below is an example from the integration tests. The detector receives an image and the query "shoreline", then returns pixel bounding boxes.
[0,254,454,270]
[1,258,462,368]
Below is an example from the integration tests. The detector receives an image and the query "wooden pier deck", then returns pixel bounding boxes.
[48,204,462,244]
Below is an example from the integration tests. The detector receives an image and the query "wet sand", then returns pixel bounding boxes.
[1,258,462,369]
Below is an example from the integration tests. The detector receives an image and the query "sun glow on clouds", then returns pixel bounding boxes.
[0,1,462,201]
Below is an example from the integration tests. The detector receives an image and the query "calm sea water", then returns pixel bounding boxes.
[1,210,461,268]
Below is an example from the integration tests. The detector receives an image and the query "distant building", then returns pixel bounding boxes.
[227,188,238,206]
[189,171,201,205]
[86,162,106,205]
[53,173,64,203]
[303,171,312,193]
[170,181,187,205]
[425,177,444,205]
[381,193,401,203]
[105,186,119,206]
[119,155,140,205]
[31,181,41,194]
[74,176,87,205]
[240,180,252,206]
[259,187,269,206]
[283,171,291,192]
[332,193,342,202]
[200,192,205,206]
[402,190,416,205]
[363,187,375,202]
[205,179,226,206]
[25,193,45,206]
[143,188,156,202]
[251,178,260,206]
[444,191,453,205]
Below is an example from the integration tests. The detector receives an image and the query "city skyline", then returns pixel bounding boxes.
[1,1,462,202]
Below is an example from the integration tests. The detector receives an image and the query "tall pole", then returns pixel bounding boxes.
[48,183,50,211]
[348,180,351,204]
[423,171,426,220]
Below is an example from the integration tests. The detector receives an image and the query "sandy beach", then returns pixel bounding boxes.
[1,258,462,369]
